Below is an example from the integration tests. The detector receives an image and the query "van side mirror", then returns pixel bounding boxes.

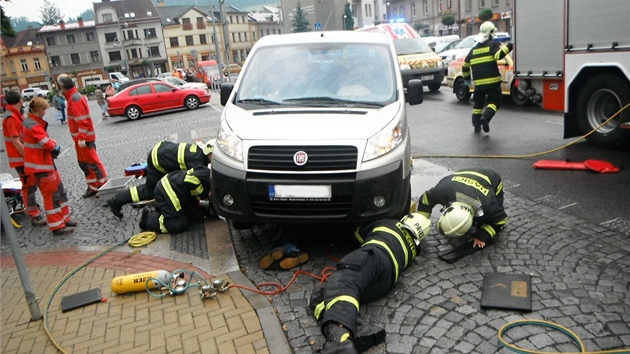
[220,83,234,106]
[406,79,423,105]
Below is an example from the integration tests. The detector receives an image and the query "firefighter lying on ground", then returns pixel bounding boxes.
[107,140,213,218]
[139,166,211,234]
[417,168,508,249]
[259,225,309,271]
[309,213,431,354]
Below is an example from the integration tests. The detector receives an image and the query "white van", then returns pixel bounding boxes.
[108,72,129,83]
[212,31,423,228]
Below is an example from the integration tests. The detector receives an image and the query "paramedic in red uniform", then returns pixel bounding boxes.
[57,74,108,198]
[2,90,47,226]
[22,97,77,236]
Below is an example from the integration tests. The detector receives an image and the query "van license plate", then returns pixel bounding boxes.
[269,185,331,201]
[421,75,434,81]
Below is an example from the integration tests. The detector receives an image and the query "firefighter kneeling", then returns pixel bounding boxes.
[139,166,212,234]
[309,213,431,354]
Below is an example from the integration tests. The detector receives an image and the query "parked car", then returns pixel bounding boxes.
[158,76,209,91]
[221,63,242,75]
[106,81,210,120]
[21,87,50,100]
[156,72,173,79]
[439,33,511,74]
[446,52,529,106]
[117,78,160,91]
[435,38,461,53]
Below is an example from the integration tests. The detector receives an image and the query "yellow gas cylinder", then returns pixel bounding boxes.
[111,270,171,295]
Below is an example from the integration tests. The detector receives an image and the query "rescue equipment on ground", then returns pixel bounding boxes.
[125,162,147,177]
[1,173,25,228]
[111,270,171,295]
[533,159,619,173]
[145,269,230,300]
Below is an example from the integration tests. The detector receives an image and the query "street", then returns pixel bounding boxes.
[2,91,629,354]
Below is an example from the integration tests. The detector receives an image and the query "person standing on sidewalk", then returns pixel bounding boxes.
[95,87,108,120]
[462,21,513,133]
[1,90,47,226]
[309,213,431,354]
[57,74,108,198]
[22,97,77,236]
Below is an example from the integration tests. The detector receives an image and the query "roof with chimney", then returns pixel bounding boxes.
[1,27,42,47]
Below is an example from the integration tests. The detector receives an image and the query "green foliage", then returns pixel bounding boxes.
[291,2,310,33]
[478,8,493,22]
[10,17,41,32]
[343,3,354,30]
[82,85,96,96]
[40,0,63,25]
[1,6,16,36]
[441,14,455,26]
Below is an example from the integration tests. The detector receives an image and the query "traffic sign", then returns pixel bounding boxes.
[314,22,322,31]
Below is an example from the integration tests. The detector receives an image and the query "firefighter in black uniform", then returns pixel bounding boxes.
[139,166,211,234]
[417,168,508,249]
[462,21,513,133]
[309,213,431,354]
[107,140,213,218]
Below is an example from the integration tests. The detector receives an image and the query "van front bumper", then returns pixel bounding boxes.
[211,159,411,226]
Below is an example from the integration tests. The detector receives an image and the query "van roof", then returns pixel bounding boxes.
[356,23,421,40]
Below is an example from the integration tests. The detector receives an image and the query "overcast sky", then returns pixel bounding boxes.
[2,0,95,23]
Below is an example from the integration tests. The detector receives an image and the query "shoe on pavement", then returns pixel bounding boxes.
[139,207,151,230]
[31,214,47,226]
[52,226,74,236]
[279,252,309,270]
[82,188,98,198]
[473,125,481,133]
[480,116,490,133]
[107,197,123,218]
[259,247,286,270]
[353,323,386,353]
[65,219,78,227]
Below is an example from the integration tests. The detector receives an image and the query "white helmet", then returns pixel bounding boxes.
[196,139,215,156]
[480,21,497,37]
[399,213,431,242]
[437,202,474,237]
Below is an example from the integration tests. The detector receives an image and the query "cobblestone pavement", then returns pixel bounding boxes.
[2,96,630,353]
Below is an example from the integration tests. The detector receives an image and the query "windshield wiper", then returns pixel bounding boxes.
[283,97,385,107]
[237,98,281,105]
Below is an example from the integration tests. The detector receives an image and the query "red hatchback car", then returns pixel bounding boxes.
[106,81,210,120]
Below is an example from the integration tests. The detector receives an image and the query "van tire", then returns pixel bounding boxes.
[428,83,441,92]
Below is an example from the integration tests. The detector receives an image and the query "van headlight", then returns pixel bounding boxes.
[217,120,243,161]
[363,119,404,162]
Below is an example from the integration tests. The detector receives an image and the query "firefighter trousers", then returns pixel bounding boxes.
[15,166,40,218]
[472,86,503,126]
[310,246,394,336]
[33,171,71,231]
[75,141,108,192]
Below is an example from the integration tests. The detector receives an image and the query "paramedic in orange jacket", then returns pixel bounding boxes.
[2,90,47,226]
[22,97,77,236]
[57,74,108,198]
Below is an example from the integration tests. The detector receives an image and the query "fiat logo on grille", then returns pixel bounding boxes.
[293,151,308,166]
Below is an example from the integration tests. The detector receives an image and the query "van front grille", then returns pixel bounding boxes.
[248,146,358,171]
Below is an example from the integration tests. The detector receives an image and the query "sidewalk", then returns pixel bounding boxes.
[1,218,291,354]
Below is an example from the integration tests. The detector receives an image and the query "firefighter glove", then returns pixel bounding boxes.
[52,145,61,158]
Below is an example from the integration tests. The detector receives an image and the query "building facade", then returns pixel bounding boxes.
[1,27,51,92]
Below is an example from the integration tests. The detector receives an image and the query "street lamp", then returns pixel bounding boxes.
[117,17,129,76]
[343,15,347,30]
[386,2,390,22]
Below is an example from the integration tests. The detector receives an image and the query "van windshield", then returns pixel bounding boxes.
[393,38,434,55]
[236,42,397,106]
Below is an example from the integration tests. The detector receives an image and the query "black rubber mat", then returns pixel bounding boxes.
[480,273,532,312]
[61,288,103,313]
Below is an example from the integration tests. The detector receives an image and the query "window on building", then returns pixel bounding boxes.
[479,0,485,8]
[70,53,80,65]
[10,62,15,73]
[438,0,442,13]
[260,29,264,37]
[170,37,180,47]
[90,51,99,62]
[252,31,256,41]
[466,0,472,11]
[144,28,157,38]
[423,0,428,15]
[238,33,242,42]
[149,47,160,57]
[20,59,28,71]
[104,32,116,43]
[447,0,452,8]
[86,32,95,41]
[46,37,56,46]
[411,3,416,17]
[125,29,136,40]
[51,56,61,67]
[66,34,76,44]
[129,48,139,59]
[492,0,498,5]
[102,13,112,23]
[185,35,194,45]
[34,58,41,70]
[199,34,207,44]
[109,51,122,62]
[182,18,191,24]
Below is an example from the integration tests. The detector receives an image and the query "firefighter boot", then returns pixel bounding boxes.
[353,323,386,353]
[480,115,491,133]
[139,207,151,230]
[108,191,133,218]
[322,322,358,354]
[472,115,481,133]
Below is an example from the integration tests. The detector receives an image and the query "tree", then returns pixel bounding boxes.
[478,8,493,22]
[343,3,354,31]
[292,2,310,33]
[40,0,63,26]
[1,5,16,37]
[441,14,455,26]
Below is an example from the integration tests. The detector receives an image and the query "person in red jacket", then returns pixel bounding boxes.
[21,97,77,236]
[57,74,108,198]
[1,90,46,226]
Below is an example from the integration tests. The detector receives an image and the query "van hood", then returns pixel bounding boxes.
[399,52,442,69]
[223,102,403,141]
